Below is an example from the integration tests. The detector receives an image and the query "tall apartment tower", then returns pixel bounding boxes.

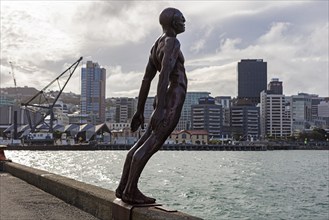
[191,96,222,139]
[237,59,267,105]
[260,91,292,138]
[260,78,291,138]
[81,61,106,124]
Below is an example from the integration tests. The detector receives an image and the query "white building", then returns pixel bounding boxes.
[260,91,291,138]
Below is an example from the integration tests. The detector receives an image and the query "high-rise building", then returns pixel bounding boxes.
[290,93,313,131]
[315,100,329,128]
[114,97,136,123]
[267,78,283,95]
[237,59,267,105]
[318,100,329,117]
[215,96,231,126]
[260,91,292,138]
[176,91,210,130]
[81,61,106,124]
[230,100,260,140]
[191,96,222,139]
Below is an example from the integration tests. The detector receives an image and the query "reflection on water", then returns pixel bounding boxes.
[6,150,329,220]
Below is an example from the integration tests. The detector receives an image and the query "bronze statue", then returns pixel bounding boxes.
[115,7,187,204]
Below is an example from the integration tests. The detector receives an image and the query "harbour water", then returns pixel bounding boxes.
[6,150,329,220]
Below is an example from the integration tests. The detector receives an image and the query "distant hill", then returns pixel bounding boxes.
[0,86,80,105]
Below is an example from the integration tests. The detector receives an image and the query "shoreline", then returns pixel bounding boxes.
[4,143,328,151]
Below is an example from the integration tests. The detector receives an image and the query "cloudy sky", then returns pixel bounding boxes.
[1,1,328,98]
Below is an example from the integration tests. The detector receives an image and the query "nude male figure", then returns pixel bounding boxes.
[115,7,187,204]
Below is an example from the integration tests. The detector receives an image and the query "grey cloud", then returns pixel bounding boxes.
[1,1,328,98]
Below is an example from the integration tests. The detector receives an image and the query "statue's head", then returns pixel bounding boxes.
[159,7,185,34]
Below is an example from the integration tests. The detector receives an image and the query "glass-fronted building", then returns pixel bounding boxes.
[237,59,267,105]
[176,91,210,131]
[81,61,106,124]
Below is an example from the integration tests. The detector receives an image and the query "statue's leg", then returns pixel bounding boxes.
[121,133,165,204]
[121,85,186,204]
[115,126,152,198]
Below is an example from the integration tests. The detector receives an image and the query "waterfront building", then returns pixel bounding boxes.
[230,99,260,140]
[260,90,292,139]
[318,100,329,117]
[107,122,130,130]
[311,95,324,120]
[114,97,137,123]
[237,59,267,106]
[291,93,323,132]
[316,100,329,128]
[215,96,231,126]
[176,91,210,131]
[80,61,106,124]
[111,127,140,144]
[67,113,89,125]
[52,101,69,126]
[191,97,222,139]
[0,105,36,136]
[169,130,208,145]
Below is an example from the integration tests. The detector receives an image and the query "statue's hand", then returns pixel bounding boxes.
[131,112,144,132]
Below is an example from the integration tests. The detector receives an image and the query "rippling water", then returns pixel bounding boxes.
[6,150,329,220]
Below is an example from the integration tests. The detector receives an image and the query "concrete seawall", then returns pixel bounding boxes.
[1,161,202,220]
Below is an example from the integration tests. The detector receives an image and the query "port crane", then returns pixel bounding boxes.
[21,57,83,142]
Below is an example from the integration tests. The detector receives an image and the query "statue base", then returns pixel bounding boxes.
[112,198,161,220]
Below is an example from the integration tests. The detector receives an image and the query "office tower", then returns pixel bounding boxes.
[105,98,117,123]
[115,97,137,123]
[267,78,283,95]
[230,100,260,140]
[81,61,106,124]
[176,91,210,131]
[237,59,267,105]
[311,95,324,120]
[191,96,222,139]
[290,93,313,131]
[318,100,329,117]
[260,90,291,138]
[316,100,329,128]
[215,96,231,126]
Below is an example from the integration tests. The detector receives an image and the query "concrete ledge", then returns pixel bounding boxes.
[2,161,202,220]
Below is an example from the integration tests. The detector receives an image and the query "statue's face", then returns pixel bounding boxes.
[173,12,185,34]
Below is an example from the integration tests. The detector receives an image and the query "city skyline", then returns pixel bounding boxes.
[1,1,328,98]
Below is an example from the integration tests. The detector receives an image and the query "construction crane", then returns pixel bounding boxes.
[9,61,19,102]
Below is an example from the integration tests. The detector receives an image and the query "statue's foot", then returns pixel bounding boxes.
[115,185,125,199]
[122,188,156,204]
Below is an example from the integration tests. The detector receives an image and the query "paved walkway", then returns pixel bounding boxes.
[0,172,99,220]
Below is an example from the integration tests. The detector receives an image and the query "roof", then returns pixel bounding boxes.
[171,130,209,135]
[95,123,111,134]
